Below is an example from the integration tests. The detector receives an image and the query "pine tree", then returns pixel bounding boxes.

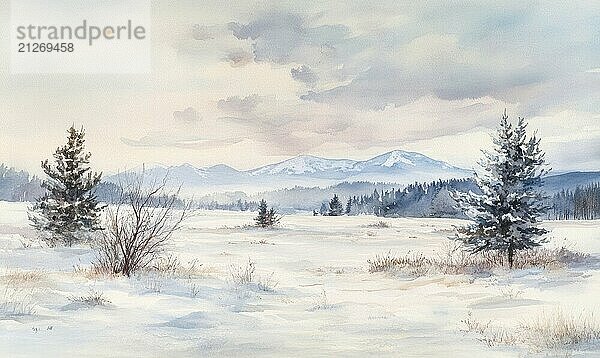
[254,199,280,227]
[319,202,329,216]
[328,194,344,216]
[267,207,281,226]
[454,110,550,268]
[29,126,103,246]
[345,197,352,215]
[255,199,270,227]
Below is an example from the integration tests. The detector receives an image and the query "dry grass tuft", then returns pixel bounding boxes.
[256,272,279,292]
[250,239,275,245]
[367,251,430,276]
[150,254,204,279]
[68,289,111,307]
[461,310,600,350]
[0,270,42,317]
[0,271,45,318]
[460,311,517,347]
[2,270,44,286]
[520,310,600,348]
[366,221,391,228]
[229,258,278,292]
[73,263,119,280]
[308,289,334,311]
[368,242,589,277]
[229,258,256,285]
[0,287,37,317]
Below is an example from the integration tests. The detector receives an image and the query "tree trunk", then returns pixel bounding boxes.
[507,241,514,269]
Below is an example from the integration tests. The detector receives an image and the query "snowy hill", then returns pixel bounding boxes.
[105,150,473,194]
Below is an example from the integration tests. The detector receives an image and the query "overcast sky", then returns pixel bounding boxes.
[1,1,599,175]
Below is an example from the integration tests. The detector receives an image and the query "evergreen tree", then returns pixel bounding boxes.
[29,126,103,246]
[345,197,352,215]
[454,111,550,268]
[319,202,329,216]
[255,199,270,227]
[328,194,344,216]
[267,207,281,226]
[254,199,280,227]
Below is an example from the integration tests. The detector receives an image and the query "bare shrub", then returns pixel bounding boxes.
[140,273,165,293]
[229,258,278,291]
[68,289,111,307]
[229,258,256,285]
[256,272,279,292]
[151,254,181,276]
[188,281,201,298]
[461,311,491,335]
[308,289,333,311]
[369,243,588,277]
[19,239,33,249]
[461,311,520,347]
[498,286,523,300]
[94,172,192,277]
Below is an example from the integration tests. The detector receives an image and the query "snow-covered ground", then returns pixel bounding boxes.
[0,201,598,357]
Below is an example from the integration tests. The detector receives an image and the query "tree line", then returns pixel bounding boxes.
[197,199,258,211]
[322,178,477,218]
[0,164,45,201]
[549,183,600,220]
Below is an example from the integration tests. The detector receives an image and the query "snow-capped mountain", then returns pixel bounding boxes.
[106,150,472,194]
[249,155,356,179]
[358,151,453,169]
[346,151,469,183]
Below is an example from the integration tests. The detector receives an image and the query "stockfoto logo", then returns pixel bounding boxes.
[16,20,147,46]
[10,0,151,74]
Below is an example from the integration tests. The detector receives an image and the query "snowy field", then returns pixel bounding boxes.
[0,201,599,357]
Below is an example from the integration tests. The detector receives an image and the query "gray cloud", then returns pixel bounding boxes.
[173,107,199,122]
[300,64,408,110]
[291,65,318,85]
[301,62,544,110]
[192,25,215,41]
[228,12,353,65]
[218,95,260,114]
[229,6,600,112]
[223,50,254,67]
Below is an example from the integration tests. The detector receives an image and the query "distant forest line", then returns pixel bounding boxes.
[1,163,599,220]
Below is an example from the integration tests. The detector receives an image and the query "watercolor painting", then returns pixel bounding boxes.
[1,1,599,357]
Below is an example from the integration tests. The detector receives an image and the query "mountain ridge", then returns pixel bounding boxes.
[105,150,472,194]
